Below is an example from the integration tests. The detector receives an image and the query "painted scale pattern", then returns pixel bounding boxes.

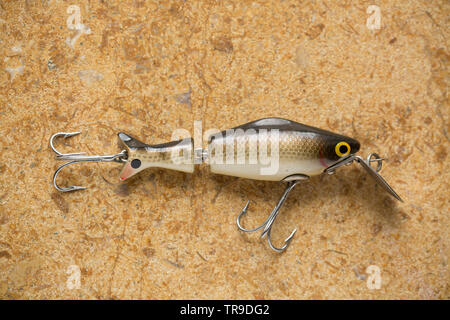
[128,146,192,164]
[208,131,327,162]
[208,131,331,181]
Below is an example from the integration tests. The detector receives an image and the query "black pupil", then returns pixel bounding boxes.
[131,159,141,169]
[339,145,348,154]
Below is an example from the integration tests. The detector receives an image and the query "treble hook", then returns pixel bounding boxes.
[50,132,127,192]
[237,175,308,253]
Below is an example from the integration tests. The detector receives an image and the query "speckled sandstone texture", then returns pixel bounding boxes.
[0,0,448,299]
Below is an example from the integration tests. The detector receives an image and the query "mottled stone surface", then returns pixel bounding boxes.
[0,1,448,299]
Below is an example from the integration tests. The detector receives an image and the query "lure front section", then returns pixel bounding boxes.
[50,117,402,253]
[207,118,360,181]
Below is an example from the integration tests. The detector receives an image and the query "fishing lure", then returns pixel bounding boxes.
[50,118,402,252]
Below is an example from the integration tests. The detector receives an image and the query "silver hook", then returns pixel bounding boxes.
[237,176,307,253]
[50,132,127,192]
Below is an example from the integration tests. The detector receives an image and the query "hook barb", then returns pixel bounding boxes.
[50,132,127,192]
[236,178,305,253]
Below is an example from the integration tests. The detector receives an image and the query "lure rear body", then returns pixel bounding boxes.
[118,118,360,182]
[118,133,194,181]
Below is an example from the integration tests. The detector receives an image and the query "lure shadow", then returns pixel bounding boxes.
[207,166,406,230]
[119,167,195,200]
[101,165,405,233]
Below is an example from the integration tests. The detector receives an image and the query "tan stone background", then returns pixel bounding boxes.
[0,0,448,299]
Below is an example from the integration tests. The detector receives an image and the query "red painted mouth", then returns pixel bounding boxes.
[319,150,328,168]
[119,163,134,181]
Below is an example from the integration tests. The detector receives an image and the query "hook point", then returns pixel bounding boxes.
[64,131,81,138]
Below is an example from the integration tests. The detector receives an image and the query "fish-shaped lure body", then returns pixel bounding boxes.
[50,117,401,253]
[118,118,360,181]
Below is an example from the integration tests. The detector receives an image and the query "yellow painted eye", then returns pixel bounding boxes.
[335,141,350,157]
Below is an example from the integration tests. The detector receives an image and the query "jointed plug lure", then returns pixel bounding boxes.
[50,118,402,252]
